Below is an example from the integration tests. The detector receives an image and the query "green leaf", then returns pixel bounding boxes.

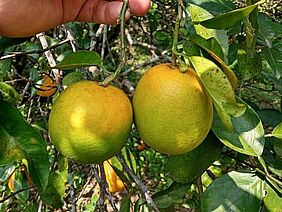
[120,195,131,212]
[272,122,282,139]
[238,47,262,80]
[197,0,265,30]
[152,182,190,209]
[0,82,21,104]
[187,4,229,61]
[262,46,282,80]
[258,13,282,48]
[0,36,30,52]
[189,35,238,89]
[0,101,49,192]
[40,172,66,208]
[272,137,282,158]
[121,147,137,174]
[202,171,264,212]
[184,0,235,15]
[165,131,223,182]
[0,59,12,81]
[62,72,85,87]
[212,98,265,157]
[189,56,246,130]
[264,183,282,211]
[53,50,101,70]
[110,156,130,184]
[257,109,282,128]
[189,35,224,61]
[0,164,16,182]
[268,158,282,178]
[14,172,30,203]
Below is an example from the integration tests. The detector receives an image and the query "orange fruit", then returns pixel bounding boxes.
[48,80,133,164]
[133,64,213,155]
[36,74,57,97]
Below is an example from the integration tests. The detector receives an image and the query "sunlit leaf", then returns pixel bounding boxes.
[189,35,224,61]
[264,183,282,211]
[189,56,246,130]
[189,35,238,89]
[212,98,265,157]
[0,82,21,104]
[197,0,265,29]
[121,147,137,174]
[184,0,235,15]
[53,50,101,70]
[202,171,264,212]
[187,4,229,61]
[165,131,223,182]
[0,101,49,192]
[272,122,282,139]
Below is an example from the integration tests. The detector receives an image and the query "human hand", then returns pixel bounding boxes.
[0,0,150,37]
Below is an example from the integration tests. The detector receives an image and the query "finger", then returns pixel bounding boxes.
[129,0,151,16]
[76,1,130,25]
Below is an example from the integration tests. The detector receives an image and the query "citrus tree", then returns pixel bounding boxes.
[0,0,282,211]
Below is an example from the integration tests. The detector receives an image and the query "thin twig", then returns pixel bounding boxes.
[90,24,105,51]
[121,55,171,77]
[92,164,119,212]
[101,0,128,86]
[222,152,282,187]
[101,26,108,60]
[117,155,160,212]
[172,0,183,66]
[68,161,76,212]
[98,163,107,211]
[92,164,106,211]
[37,200,43,212]
[62,25,77,52]
[196,177,203,209]
[36,33,61,83]
[0,186,33,203]
[0,39,70,60]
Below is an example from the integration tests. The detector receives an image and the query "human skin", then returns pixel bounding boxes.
[0,0,150,37]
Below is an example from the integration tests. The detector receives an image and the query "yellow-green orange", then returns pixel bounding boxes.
[48,81,133,164]
[133,64,213,155]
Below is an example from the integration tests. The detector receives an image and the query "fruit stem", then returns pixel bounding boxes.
[101,0,128,86]
[246,0,259,56]
[172,0,184,67]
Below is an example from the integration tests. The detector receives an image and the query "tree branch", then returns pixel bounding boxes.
[0,186,33,203]
[117,154,160,212]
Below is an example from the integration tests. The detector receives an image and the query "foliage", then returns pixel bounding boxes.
[0,0,282,211]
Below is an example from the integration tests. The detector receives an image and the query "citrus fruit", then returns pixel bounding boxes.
[133,64,213,155]
[48,80,133,164]
[36,73,58,97]
[103,159,125,193]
